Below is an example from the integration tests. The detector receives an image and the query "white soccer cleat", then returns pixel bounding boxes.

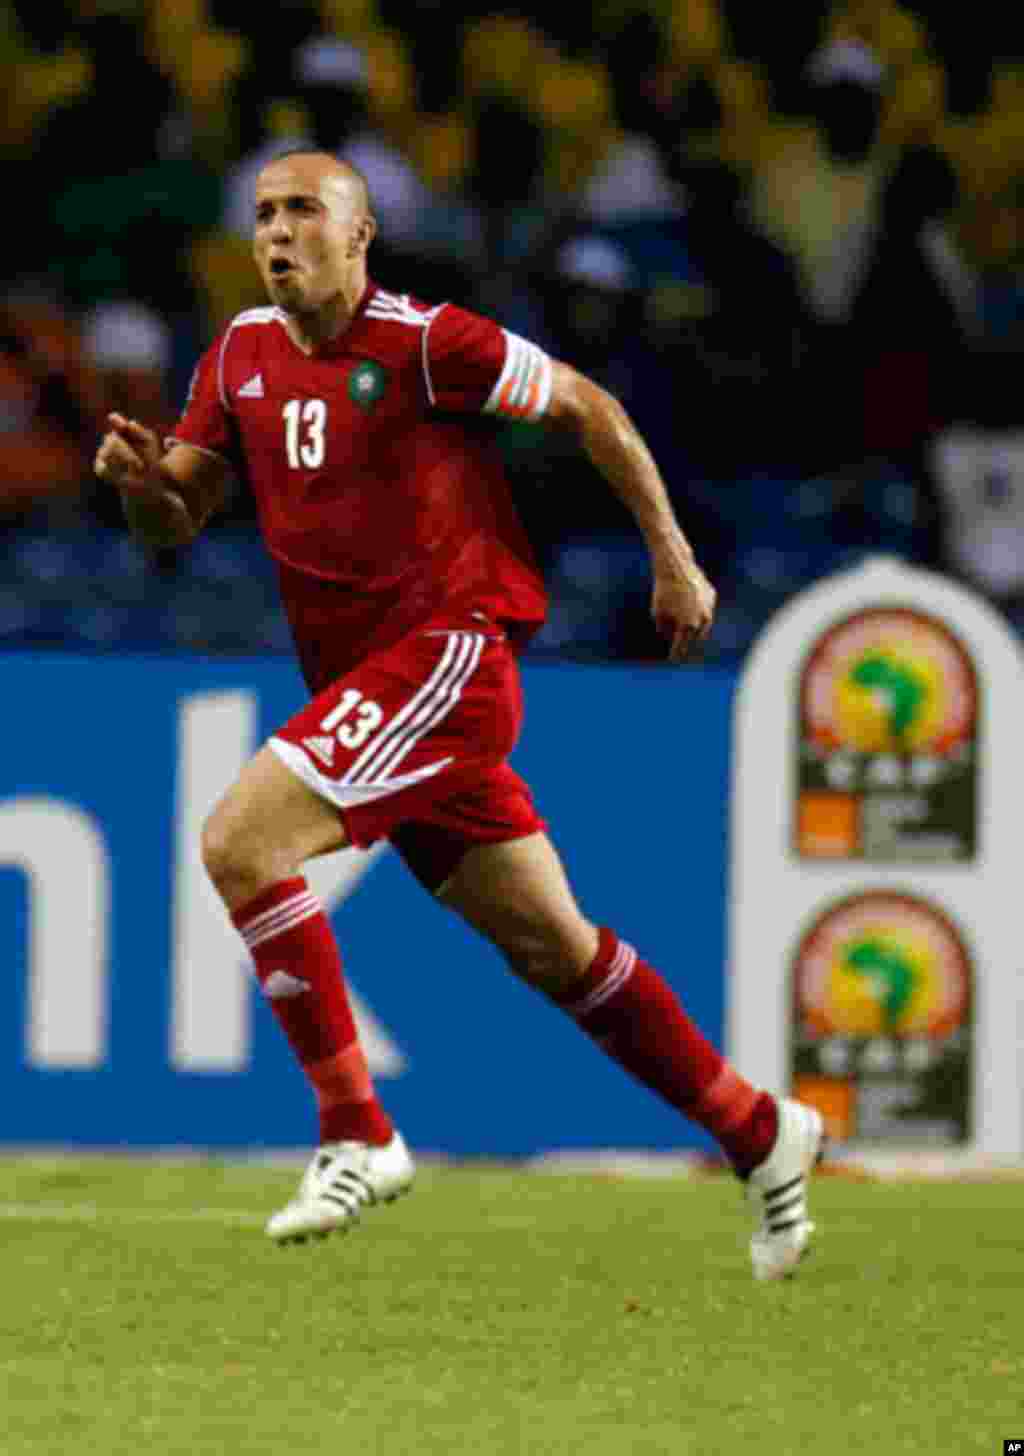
[745,1097,824,1282]
[266,1131,414,1245]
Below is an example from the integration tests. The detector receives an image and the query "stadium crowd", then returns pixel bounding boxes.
[1,0,1023,661]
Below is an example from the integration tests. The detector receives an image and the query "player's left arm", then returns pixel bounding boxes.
[544,361,715,662]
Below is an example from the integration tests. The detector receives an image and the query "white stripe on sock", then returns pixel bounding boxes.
[239,892,319,943]
[243,900,321,950]
[569,941,638,1019]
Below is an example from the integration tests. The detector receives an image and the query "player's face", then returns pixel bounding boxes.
[253,162,367,315]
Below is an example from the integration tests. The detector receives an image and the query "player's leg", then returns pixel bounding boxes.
[212,625,521,1243]
[202,745,412,1242]
[201,742,348,911]
[436,831,776,1154]
[438,829,823,1281]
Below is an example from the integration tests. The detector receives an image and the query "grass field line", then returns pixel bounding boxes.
[0,1201,264,1227]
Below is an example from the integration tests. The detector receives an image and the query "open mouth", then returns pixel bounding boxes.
[269,258,295,277]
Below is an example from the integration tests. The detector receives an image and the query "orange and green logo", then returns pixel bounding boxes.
[802,608,976,756]
[794,892,970,1040]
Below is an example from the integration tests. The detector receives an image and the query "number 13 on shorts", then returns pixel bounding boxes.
[321,689,384,750]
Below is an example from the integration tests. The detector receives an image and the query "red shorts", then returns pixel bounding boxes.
[268,626,546,892]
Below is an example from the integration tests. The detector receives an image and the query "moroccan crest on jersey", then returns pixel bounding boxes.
[348,360,389,411]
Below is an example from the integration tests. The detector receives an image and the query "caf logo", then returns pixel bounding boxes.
[793,891,970,1040]
[801,608,976,756]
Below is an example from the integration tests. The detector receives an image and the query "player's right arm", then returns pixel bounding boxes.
[94,414,230,548]
[94,331,239,548]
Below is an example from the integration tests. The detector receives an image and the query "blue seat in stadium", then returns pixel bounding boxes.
[186,530,276,588]
[10,533,82,587]
[251,608,293,652]
[95,530,151,583]
[62,601,124,648]
[701,600,762,661]
[0,588,48,644]
[117,600,176,649]
[857,470,931,557]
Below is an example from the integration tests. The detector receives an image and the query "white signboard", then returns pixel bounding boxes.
[728,556,1024,1155]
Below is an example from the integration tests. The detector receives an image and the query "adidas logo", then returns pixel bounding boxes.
[238,373,264,399]
[302,734,336,768]
[263,970,309,999]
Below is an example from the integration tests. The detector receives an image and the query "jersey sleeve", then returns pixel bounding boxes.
[167,335,239,465]
[423,304,553,423]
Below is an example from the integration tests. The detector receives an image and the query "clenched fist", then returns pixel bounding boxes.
[94,412,198,547]
[652,557,717,663]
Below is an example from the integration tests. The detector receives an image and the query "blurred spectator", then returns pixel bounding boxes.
[33,9,222,312]
[380,0,460,115]
[33,12,177,180]
[578,10,683,223]
[0,5,93,207]
[927,173,1024,596]
[847,144,966,460]
[498,231,678,659]
[721,0,825,116]
[82,300,176,427]
[207,0,320,97]
[580,133,683,224]
[80,298,178,528]
[617,70,818,482]
[751,40,888,328]
[662,174,814,467]
[499,229,641,520]
[0,282,100,518]
[461,94,554,328]
[931,427,1024,600]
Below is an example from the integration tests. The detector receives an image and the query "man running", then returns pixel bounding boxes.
[95,151,822,1280]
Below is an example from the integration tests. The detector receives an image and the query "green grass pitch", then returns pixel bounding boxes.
[0,1158,1020,1455]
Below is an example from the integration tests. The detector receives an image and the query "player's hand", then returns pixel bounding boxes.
[651,557,716,663]
[95,413,199,546]
[94,413,164,496]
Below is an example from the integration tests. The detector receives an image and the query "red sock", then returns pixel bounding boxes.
[232,877,392,1147]
[553,927,777,1173]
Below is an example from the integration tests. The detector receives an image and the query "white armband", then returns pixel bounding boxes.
[483,330,553,423]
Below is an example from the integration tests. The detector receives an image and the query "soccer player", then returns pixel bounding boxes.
[94,151,822,1280]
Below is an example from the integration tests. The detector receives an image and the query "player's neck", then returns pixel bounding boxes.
[282,271,369,354]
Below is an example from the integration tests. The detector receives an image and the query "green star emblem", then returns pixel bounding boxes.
[348,361,389,411]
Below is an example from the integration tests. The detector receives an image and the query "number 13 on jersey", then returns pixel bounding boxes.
[283,398,327,469]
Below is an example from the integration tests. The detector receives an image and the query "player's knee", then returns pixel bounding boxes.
[200,799,262,897]
[495,919,593,993]
[200,808,236,892]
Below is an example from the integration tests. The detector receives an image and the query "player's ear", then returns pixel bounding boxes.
[351,214,376,255]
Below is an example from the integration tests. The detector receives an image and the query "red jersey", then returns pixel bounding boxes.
[171,283,552,691]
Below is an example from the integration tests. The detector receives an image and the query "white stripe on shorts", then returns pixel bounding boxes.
[267,737,453,812]
[367,633,484,784]
[340,632,462,784]
[342,632,485,786]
